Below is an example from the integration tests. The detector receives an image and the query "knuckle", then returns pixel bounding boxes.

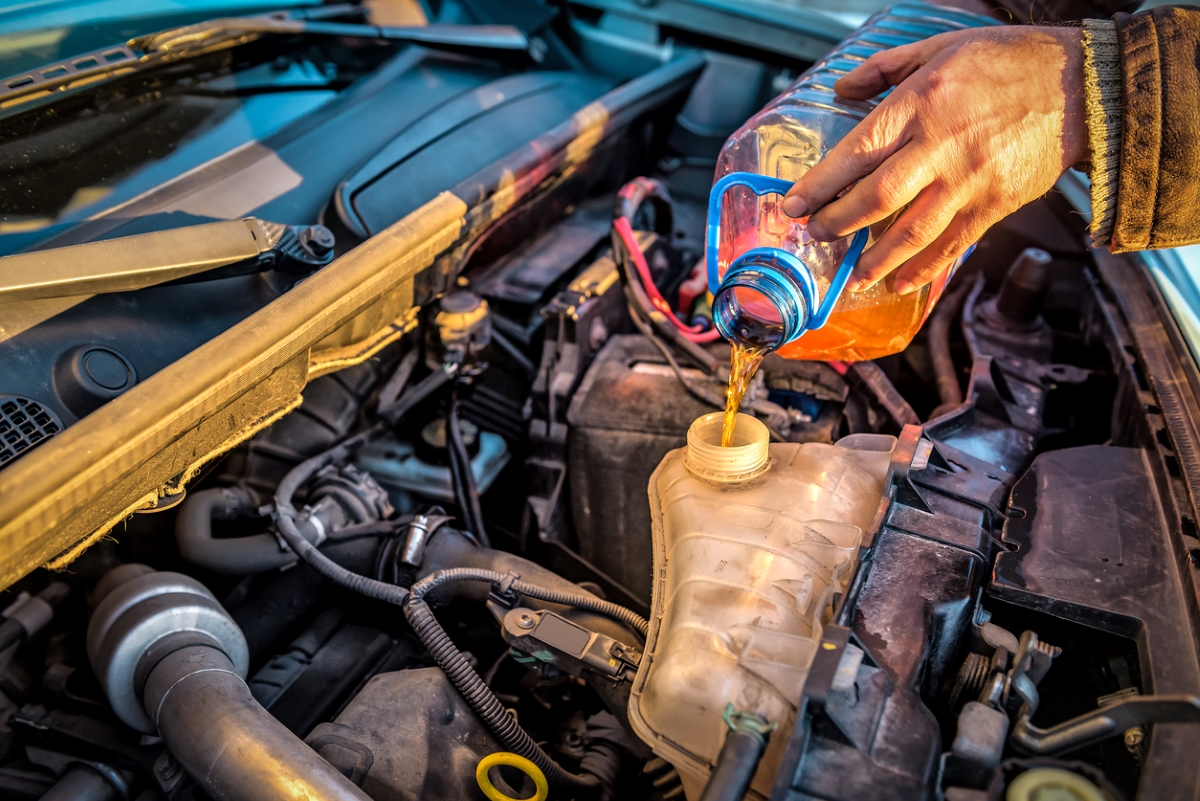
[894,215,944,251]
[921,68,946,94]
[873,169,914,210]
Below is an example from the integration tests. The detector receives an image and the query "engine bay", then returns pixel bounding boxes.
[1,3,1199,801]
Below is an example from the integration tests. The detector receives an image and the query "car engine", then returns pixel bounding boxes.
[0,3,1198,801]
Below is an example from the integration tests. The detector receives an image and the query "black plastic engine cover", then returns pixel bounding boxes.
[306,668,502,801]
[993,446,1200,798]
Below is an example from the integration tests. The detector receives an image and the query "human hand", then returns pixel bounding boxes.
[781,26,1087,294]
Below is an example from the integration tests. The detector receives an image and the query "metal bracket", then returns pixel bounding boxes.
[499,607,641,684]
[1011,694,1200,756]
[1005,630,1199,756]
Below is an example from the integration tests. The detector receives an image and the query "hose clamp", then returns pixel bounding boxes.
[722,704,778,746]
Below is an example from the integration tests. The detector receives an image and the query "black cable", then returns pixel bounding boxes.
[378,367,453,425]
[612,178,721,376]
[403,567,648,791]
[491,329,536,376]
[273,424,411,607]
[446,391,489,547]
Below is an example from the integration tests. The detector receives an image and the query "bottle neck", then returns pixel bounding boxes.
[712,248,812,351]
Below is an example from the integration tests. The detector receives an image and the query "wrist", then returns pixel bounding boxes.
[1052,26,1090,167]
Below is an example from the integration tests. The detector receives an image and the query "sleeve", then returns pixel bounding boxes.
[1089,6,1200,251]
[984,0,1139,24]
[1082,18,1122,247]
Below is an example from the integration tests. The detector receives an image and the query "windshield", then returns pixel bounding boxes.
[0,28,403,251]
[0,0,317,77]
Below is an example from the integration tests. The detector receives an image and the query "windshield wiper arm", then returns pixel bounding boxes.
[131,16,529,62]
[0,12,528,112]
[0,218,334,303]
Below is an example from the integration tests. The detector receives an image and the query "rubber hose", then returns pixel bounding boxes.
[411,568,647,636]
[273,424,410,607]
[379,368,451,425]
[697,730,768,801]
[928,281,971,414]
[176,487,323,575]
[447,394,489,546]
[38,766,122,801]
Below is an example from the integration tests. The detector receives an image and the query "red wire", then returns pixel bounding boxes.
[613,217,722,344]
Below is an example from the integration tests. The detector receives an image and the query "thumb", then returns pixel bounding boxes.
[834,37,941,99]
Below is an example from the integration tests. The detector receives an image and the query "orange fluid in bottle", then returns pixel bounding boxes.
[776,278,932,362]
[716,205,937,363]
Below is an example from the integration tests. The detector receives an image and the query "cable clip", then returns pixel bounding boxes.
[488,570,522,608]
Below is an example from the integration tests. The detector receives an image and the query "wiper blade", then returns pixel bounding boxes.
[0,218,334,303]
[0,12,528,113]
[131,17,529,62]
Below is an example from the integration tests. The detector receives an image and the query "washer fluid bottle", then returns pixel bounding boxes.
[628,413,895,798]
[707,1,998,362]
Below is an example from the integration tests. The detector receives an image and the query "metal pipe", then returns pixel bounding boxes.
[38,766,122,801]
[143,644,371,801]
[88,567,371,801]
[1010,694,1200,756]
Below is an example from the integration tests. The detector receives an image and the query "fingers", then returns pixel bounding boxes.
[846,189,960,291]
[782,104,912,219]
[804,149,932,241]
[834,39,938,100]
[891,212,984,294]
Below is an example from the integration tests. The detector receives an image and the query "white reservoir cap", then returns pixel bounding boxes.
[684,412,770,483]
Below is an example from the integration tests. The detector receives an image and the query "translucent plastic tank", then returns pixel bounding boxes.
[708,1,997,361]
[629,413,895,797]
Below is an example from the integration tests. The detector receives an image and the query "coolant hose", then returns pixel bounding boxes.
[176,486,319,575]
[928,280,972,417]
[272,424,411,607]
[697,728,769,801]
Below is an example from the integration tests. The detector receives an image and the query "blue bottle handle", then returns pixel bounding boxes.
[706,171,869,332]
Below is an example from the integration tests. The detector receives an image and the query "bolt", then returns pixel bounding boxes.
[517,613,535,630]
[299,225,335,259]
[157,755,180,780]
[1124,727,1145,750]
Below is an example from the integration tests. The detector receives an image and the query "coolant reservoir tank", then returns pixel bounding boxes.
[629,413,894,798]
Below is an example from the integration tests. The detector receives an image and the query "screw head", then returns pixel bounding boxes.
[299,226,335,258]
[517,613,535,630]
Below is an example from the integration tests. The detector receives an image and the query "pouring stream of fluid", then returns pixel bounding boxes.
[721,342,768,447]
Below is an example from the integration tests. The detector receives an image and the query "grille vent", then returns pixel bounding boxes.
[0,395,62,468]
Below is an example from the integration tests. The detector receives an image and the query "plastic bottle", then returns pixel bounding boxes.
[707,1,998,362]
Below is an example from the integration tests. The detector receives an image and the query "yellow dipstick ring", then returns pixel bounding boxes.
[475,752,549,801]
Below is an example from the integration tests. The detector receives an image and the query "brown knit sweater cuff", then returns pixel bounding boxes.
[1082,18,1122,248]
